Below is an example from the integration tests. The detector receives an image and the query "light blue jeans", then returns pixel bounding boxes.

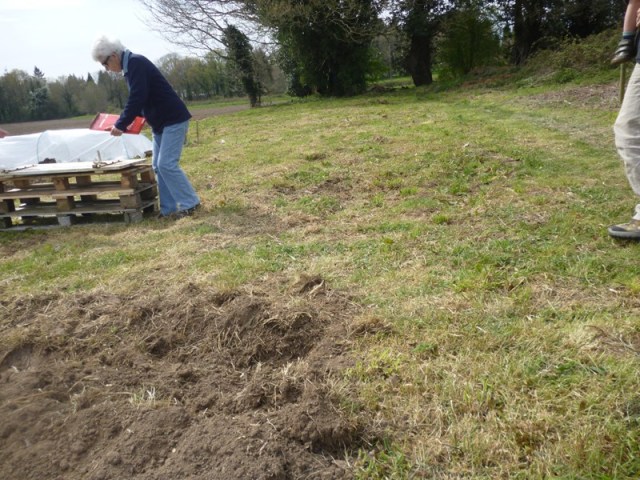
[615,64,640,220]
[152,120,200,215]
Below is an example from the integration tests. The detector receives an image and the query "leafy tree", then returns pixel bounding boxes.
[28,86,54,120]
[9,71,36,121]
[77,80,108,116]
[33,67,45,80]
[223,25,262,106]
[199,51,234,97]
[491,0,624,64]
[388,0,454,86]
[437,4,501,76]
[96,71,128,109]
[157,53,196,100]
[556,0,621,38]
[259,0,384,96]
[141,0,384,97]
[253,47,286,94]
[370,31,406,80]
[49,77,82,117]
[0,70,33,121]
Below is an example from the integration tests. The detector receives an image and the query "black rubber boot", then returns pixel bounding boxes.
[611,37,637,66]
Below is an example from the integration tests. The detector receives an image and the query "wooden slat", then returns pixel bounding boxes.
[141,184,157,200]
[78,174,98,203]
[0,199,15,214]
[53,183,153,198]
[119,193,142,209]
[56,197,75,211]
[0,199,157,217]
[53,177,71,191]
[76,175,93,186]
[0,182,155,200]
[140,168,156,184]
[0,159,150,180]
[120,173,139,189]
[13,179,31,189]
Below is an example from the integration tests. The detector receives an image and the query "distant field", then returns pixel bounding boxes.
[0,104,248,136]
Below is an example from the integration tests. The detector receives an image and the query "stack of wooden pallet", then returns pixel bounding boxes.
[0,159,157,229]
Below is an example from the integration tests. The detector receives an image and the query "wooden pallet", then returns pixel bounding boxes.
[0,160,157,228]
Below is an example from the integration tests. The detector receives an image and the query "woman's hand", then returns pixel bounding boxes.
[110,126,123,137]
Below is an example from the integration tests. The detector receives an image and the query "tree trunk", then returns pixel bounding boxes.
[511,0,544,65]
[406,34,433,86]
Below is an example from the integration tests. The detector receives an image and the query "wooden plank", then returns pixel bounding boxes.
[0,185,56,199]
[141,184,157,200]
[51,183,141,197]
[0,182,12,226]
[119,193,142,209]
[0,159,150,180]
[0,199,156,218]
[52,177,71,191]
[140,167,156,184]
[120,173,139,189]
[76,175,93,186]
[0,199,15,215]
[56,197,75,211]
[13,179,31,189]
[76,175,98,202]
[0,182,157,200]
[52,177,75,211]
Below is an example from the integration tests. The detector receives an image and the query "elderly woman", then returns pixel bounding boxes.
[91,36,200,219]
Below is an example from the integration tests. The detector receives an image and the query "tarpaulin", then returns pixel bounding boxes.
[0,129,152,171]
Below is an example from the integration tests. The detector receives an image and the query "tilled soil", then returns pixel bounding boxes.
[0,276,370,479]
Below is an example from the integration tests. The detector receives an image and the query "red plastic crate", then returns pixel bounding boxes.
[90,113,146,134]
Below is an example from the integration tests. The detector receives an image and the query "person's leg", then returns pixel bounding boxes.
[610,64,640,237]
[152,130,179,216]
[154,120,200,214]
[624,0,640,32]
[612,0,640,65]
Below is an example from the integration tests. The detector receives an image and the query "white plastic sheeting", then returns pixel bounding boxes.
[0,129,152,171]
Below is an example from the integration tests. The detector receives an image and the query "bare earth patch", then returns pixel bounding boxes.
[518,83,621,111]
[0,275,370,479]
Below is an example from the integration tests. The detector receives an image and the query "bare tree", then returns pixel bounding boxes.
[138,0,266,54]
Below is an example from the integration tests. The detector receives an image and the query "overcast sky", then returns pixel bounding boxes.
[0,0,190,80]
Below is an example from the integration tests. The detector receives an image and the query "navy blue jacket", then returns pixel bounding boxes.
[115,51,191,134]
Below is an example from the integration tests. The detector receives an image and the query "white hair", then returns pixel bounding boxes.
[91,36,126,62]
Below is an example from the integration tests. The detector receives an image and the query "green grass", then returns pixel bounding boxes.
[2,71,640,478]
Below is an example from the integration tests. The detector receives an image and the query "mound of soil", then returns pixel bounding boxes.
[0,276,367,479]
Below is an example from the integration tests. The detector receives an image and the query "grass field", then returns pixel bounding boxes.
[2,72,640,479]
